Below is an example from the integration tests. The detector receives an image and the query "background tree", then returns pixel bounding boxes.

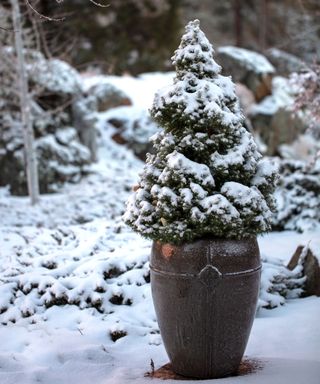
[0,1,92,197]
[258,0,268,51]
[233,0,243,47]
[20,0,319,74]
[34,0,182,74]
[290,63,320,140]
[10,0,39,204]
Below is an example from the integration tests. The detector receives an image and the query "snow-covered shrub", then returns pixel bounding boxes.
[274,158,320,232]
[259,253,305,309]
[278,133,320,162]
[0,121,91,195]
[290,63,320,138]
[0,220,307,326]
[124,20,278,244]
[0,222,152,327]
[0,41,97,194]
[36,129,91,193]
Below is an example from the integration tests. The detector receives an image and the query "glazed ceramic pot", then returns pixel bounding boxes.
[150,237,261,379]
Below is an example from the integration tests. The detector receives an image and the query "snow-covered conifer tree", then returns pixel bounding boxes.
[124,20,278,244]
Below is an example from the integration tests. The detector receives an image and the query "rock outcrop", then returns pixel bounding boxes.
[266,48,308,77]
[288,245,320,296]
[105,106,159,161]
[249,77,306,155]
[87,83,132,112]
[217,46,275,101]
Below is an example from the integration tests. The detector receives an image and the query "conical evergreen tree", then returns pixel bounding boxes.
[124,20,278,244]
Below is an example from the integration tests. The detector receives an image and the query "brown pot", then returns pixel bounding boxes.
[150,237,261,379]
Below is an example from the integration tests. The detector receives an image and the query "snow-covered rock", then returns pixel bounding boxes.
[266,48,308,77]
[104,106,160,160]
[0,50,100,194]
[250,77,307,155]
[235,82,256,116]
[87,82,132,112]
[217,46,275,101]
[288,245,320,296]
[28,53,82,96]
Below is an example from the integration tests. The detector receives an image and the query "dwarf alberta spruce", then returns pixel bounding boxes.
[124,19,278,244]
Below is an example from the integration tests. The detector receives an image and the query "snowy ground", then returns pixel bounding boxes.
[0,73,319,383]
[0,295,319,384]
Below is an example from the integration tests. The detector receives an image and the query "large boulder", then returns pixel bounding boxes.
[0,122,25,195]
[265,48,308,77]
[217,46,275,101]
[105,106,160,160]
[249,77,306,155]
[71,82,132,161]
[288,245,320,296]
[28,53,82,96]
[235,83,255,116]
[28,52,82,120]
[87,83,132,112]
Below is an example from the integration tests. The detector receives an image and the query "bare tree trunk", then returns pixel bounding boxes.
[234,0,243,47]
[258,0,268,52]
[11,0,39,204]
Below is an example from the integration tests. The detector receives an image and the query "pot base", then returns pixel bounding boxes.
[147,359,263,380]
[151,237,261,379]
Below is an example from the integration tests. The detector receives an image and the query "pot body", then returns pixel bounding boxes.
[150,237,261,379]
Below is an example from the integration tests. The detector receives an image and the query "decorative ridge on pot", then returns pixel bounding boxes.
[151,237,261,274]
[123,19,278,379]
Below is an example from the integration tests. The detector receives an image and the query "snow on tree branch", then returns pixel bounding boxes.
[124,20,278,244]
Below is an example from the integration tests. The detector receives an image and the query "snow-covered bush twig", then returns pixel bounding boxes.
[290,63,320,139]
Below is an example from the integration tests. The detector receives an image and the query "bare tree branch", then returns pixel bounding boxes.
[25,0,65,22]
[0,26,15,31]
[88,0,110,8]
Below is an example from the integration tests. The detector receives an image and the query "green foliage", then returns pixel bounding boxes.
[124,20,278,244]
